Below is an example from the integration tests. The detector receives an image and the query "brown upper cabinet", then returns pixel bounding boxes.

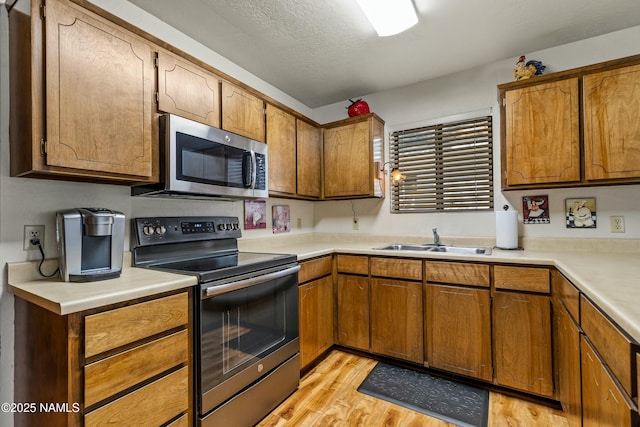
[10,0,158,183]
[266,105,322,199]
[499,54,640,190]
[583,64,640,181]
[323,113,385,199]
[156,50,221,128]
[221,81,265,142]
[296,120,323,199]
[266,104,297,195]
[502,78,580,187]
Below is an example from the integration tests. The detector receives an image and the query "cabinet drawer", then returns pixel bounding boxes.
[553,270,580,322]
[299,255,333,284]
[580,295,635,397]
[371,257,422,281]
[84,366,189,427]
[494,265,550,293]
[426,261,489,287]
[85,293,189,358]
[336,254,368,275]
[84,329,189,407]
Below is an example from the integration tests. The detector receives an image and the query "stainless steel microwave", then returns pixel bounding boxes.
[132,114,268,199]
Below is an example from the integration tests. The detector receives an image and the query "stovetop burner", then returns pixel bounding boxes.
[131,216,297,284]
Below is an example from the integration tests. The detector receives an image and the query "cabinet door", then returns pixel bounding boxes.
[493,291,553,397]
[266,104,297,195]
[582,337,635,427]
[299,276,334,369]
[45,0,155,178]
[221,81,265,142]
[336,274,369,351]
[296,120,322,199]
[503,79,580,186]
[426,284,491,381]
[324,120,371,198]
[584,64,640,180]
[370,278,423,363]
[157,51,221,127]
[555,303,582,427]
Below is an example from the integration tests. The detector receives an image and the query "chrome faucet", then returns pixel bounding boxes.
[432,228,441,245]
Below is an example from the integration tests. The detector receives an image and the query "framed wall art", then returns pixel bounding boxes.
[522,195,550,224]
[565,198,596,228]
[244,199,267,230]
[272,205,291,234]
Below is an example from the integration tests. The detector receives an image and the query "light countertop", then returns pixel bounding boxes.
[239,234,640,345]
[8,234,640,345]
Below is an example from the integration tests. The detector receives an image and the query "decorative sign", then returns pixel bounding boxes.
[244,200,267,230]
[272,205,291,234]
[565,198,597,228]
[522,195,550,224]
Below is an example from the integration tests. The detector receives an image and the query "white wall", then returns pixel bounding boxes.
[312,26,640,241]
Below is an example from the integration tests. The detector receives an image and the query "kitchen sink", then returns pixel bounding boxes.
[373,243,492,255]
[373,244,432,251]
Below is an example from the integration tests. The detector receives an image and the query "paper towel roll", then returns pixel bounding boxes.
[496,209,518,249]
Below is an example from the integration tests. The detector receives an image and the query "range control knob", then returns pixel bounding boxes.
[233,223,240,230]
[155,225,166,235]
[142,225,155,236]
[217,223,226,231]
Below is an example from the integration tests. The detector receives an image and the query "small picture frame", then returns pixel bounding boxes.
[522,195,550,224]
[272,205,291,234]
[565,198,597,228]
[244,200,267,230]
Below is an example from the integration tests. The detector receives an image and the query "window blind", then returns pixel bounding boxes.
[389,116,493,212]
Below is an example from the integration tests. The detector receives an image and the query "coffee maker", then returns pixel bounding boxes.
[56,208,125,282]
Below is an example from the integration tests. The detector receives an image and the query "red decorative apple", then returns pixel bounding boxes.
[346,99,370,117]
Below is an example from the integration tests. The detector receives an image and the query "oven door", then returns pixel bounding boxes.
[197,264,300,417]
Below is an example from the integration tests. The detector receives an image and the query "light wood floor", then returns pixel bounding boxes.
[258,349,570,426]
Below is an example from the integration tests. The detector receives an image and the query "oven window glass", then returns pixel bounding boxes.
[199,273,298,392]
[176,132,248,188]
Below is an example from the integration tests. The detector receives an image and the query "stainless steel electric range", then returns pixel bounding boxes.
[131,216,300,427]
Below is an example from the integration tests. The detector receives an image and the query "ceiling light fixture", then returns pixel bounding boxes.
[355,0,418,37]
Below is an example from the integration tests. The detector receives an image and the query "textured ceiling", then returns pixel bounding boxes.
[127,0,640,108]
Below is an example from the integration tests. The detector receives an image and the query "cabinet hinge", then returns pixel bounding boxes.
[155,91,159,104]
[40,138,47,155]
[154,53,159,68]
[40,2,45,19]
[502,97,506,107]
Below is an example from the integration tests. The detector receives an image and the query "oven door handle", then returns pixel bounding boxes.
[203,265,300,298]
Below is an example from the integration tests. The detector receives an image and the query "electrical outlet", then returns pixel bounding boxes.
[353,217,359,230]
[610,216,625,233]
[23,225,45,251]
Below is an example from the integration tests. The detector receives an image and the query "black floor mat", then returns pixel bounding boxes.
[357,362,489,427]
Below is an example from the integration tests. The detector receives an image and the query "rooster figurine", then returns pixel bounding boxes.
[513,55,544,80]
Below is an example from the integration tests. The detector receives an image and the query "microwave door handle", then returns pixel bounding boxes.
[203,265,300,298]
[250,150,257,189]
[241,151,255,189]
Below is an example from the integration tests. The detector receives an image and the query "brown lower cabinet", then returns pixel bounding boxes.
[336,273,370,351]
[493,291,554,397]
[554,301,582,427]
[370,278,423,364]
[14,291,191,427]
[425,284,492,381]
[299,275,334,369]
[581,336,636,427]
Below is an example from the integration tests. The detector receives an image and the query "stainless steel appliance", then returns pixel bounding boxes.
[56,208,125,282]
[131,216,299,427]
[131,114,268,199]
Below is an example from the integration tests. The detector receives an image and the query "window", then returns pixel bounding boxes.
[389,115,493,212]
